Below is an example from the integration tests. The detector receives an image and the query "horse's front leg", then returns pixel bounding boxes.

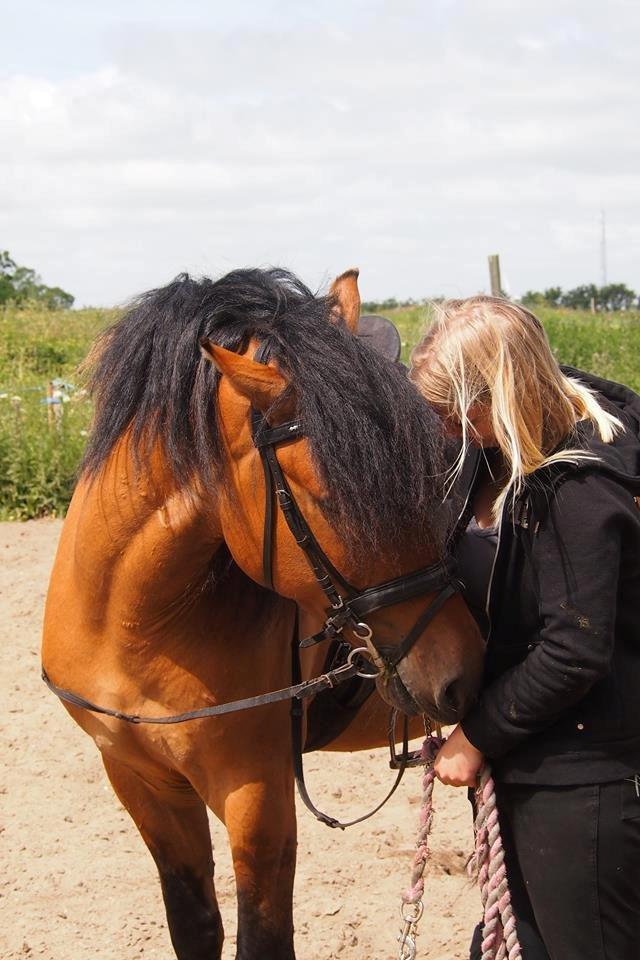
[207,743,298,960]
[231,775,297,960]
[102,753,224,960]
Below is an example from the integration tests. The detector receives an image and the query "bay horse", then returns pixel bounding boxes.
[42,267,484,960]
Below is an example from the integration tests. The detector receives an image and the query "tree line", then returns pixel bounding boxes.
[0,250,74,310]
[521,284,637,311]
[363,283,639,314]
[2,250,637,315]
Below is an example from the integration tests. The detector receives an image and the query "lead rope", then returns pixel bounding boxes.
[397,732,523,960]
[397,723,444,960]
[469,767,522,960]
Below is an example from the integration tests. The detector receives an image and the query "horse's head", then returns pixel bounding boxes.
[201,270,484,724]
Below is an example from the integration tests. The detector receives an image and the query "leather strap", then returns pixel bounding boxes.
[383,581,458,668]
[347,560,457,621]
[249,337,461,664]
[41,659,361,725]
[290,624,411,829]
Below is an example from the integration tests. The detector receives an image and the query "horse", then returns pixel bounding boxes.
[42,266,484,960]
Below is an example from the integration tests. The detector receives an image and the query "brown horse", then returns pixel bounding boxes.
[42,266,483,960]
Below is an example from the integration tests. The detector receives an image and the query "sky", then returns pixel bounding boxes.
[1,0,639,307]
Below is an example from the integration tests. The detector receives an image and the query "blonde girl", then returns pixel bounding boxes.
[410,296,640,960]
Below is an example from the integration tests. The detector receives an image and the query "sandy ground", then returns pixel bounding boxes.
[2,519,480,960]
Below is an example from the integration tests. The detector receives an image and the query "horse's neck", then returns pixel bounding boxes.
[60,438,224,625]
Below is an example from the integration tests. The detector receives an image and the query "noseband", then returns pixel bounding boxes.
[251,340,460,675]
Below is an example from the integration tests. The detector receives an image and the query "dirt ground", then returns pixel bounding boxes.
[2,519,481,960]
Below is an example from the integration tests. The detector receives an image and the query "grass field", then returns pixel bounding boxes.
[1,301,639,519]
[0,306,114,519]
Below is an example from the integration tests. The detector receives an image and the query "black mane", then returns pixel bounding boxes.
[82,268,449,554]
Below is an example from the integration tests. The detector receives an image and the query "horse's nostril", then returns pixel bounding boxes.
[441,676,466,718]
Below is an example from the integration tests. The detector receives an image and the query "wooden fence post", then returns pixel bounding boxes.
[488,255,502,297]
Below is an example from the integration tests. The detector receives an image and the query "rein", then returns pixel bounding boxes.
[40,645,370,725]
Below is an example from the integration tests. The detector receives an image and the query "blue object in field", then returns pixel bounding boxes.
[40,379,75,404]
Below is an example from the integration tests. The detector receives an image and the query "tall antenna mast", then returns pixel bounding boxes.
[600,209,608,286]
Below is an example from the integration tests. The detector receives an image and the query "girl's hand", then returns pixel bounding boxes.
[434,724,484,787]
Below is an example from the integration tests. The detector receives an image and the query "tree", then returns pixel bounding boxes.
[0,249,74,308]
[542,287,563,307]
[0,251,17,304]
[521,290,546,307]
[39,286,75,310]
[599,283,637,311]
[561,284,599,310]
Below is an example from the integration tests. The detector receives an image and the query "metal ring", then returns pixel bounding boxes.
[347,646,382,679]
[352,621,373,641]
[400,900,424,922]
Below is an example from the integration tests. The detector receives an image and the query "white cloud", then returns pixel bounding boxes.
[1,0,639,305]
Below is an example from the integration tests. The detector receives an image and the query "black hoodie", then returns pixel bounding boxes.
[459,368,640,785]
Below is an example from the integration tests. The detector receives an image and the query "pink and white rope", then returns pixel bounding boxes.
[399,738,523,960]
[401,736,444,907]
[469,766,522,960]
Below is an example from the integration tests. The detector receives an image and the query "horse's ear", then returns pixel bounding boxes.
[200,341,288,414]
[329,268,360,333]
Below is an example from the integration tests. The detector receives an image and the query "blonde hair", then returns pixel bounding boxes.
[410,296,622,520]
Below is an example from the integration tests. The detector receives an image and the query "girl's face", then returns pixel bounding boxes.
[439,403,497,448]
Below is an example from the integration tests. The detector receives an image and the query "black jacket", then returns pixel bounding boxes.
[459,368,640,785]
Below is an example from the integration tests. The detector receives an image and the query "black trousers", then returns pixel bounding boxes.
[469,777,640,960]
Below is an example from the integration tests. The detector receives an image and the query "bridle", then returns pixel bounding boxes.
[250,339,461,679]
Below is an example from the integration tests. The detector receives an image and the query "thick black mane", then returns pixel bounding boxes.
[82,268,449,554]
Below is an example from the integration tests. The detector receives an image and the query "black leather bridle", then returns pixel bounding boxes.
[250,339,461,678]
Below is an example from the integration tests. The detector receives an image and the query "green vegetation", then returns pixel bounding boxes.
[392,304,640,391]
[0,304,113,519]
[1,300,640,519]
[1,250,75,310]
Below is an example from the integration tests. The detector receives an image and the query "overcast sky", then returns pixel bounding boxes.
[2,0,639,306]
